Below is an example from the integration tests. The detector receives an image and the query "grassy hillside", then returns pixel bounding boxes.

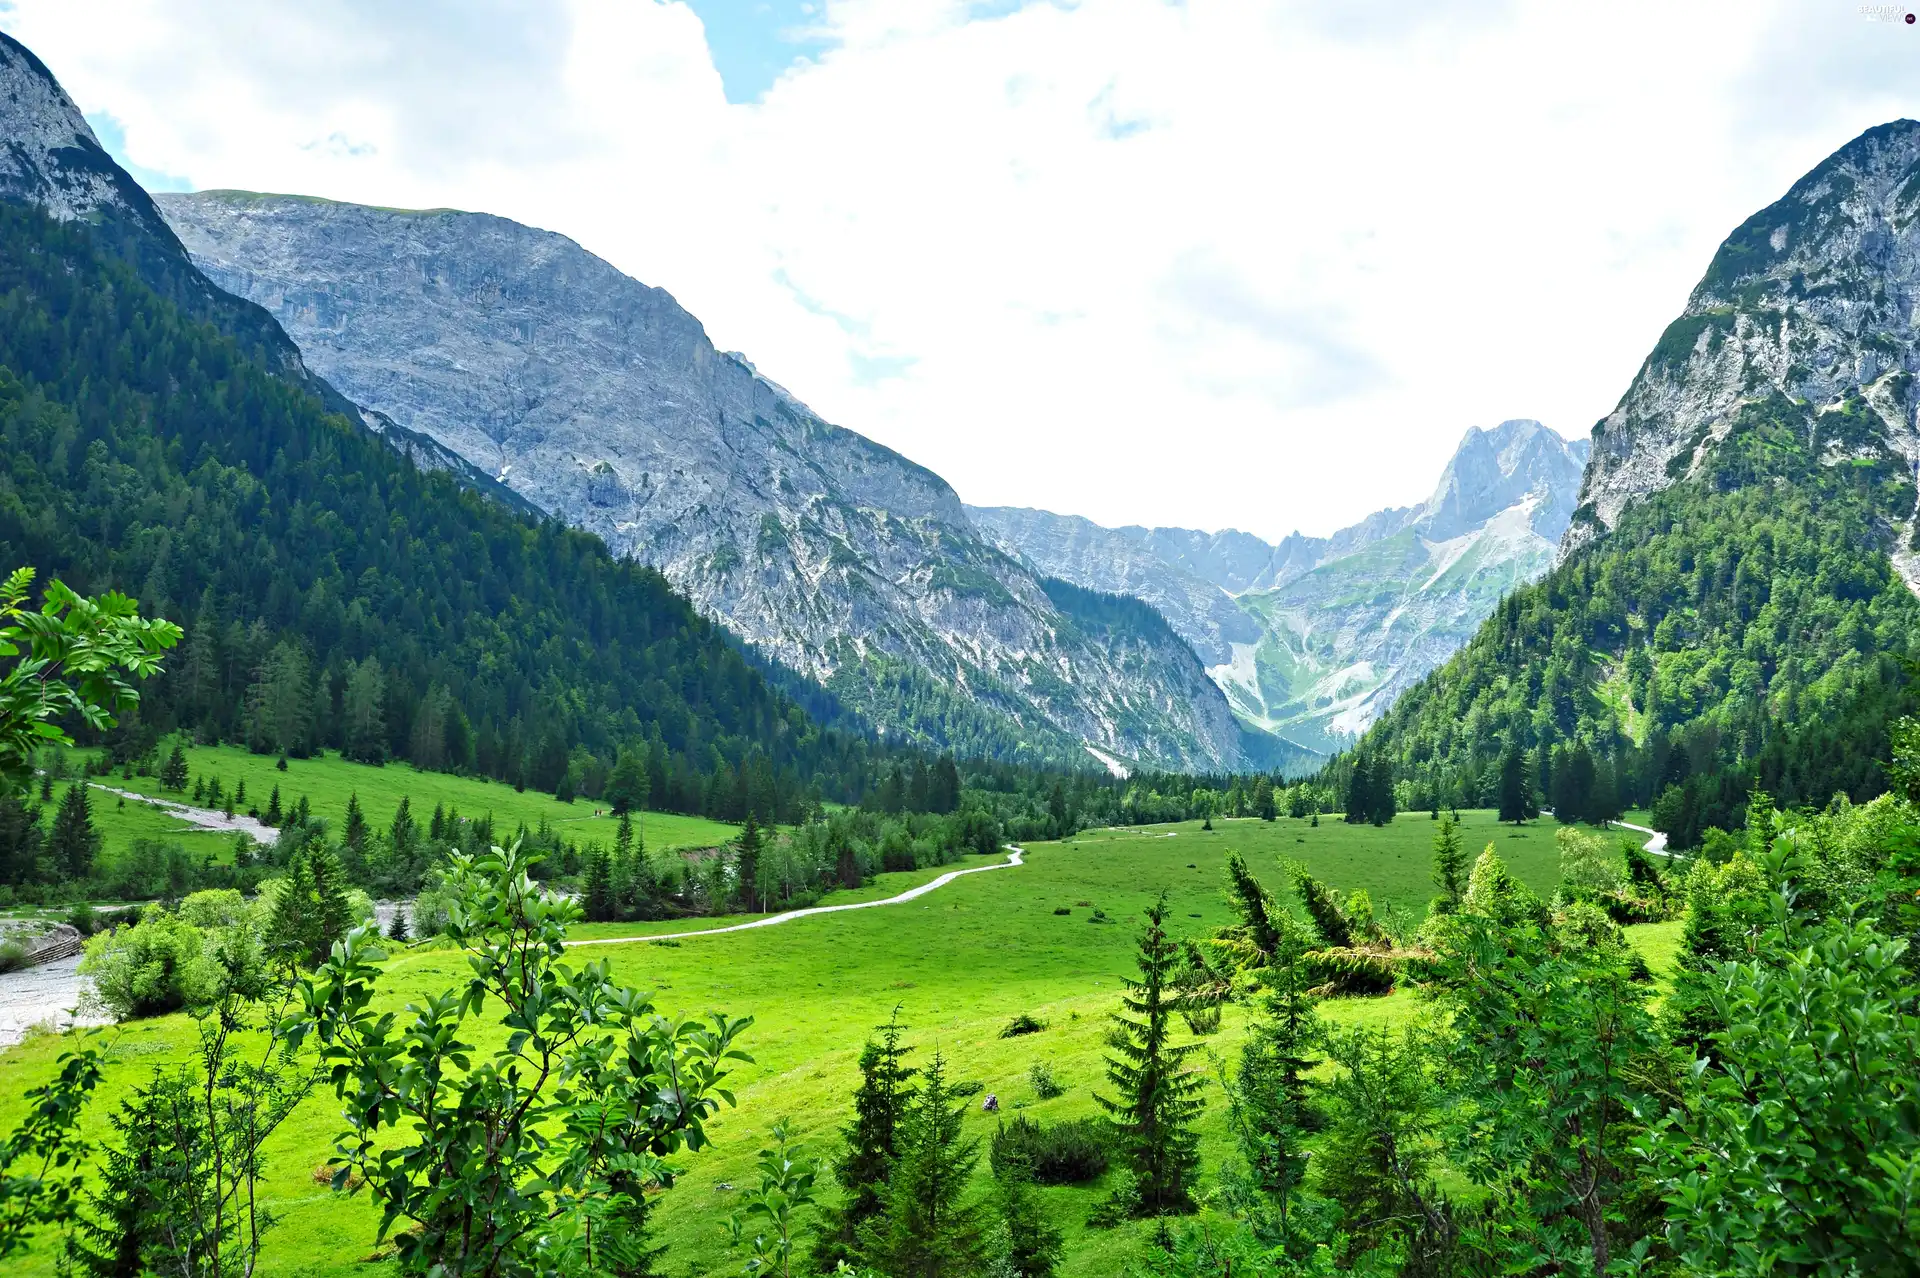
[90,744,742,870]
[0,810,1662,1278]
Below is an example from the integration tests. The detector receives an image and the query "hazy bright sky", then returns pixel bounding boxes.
[5,1,1918,539]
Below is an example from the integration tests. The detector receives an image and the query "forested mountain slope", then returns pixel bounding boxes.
[0,32,919,819]
[974,420,1589,753]
[155,191,1263,773]
[1353,122,1920,843]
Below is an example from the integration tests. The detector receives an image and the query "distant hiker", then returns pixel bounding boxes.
[982,1093,999,1112]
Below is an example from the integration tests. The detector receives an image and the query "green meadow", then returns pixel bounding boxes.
[0,811,1674,1277]
[79,743,743,874]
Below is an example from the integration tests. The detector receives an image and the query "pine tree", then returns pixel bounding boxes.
[611,812,639,918]
[1230,909,1321,1246]
[1431,814,1467,911]
[341,657,387,764]
[1497,746,1534,825]
[813,1009,917,1273]
[391,796,417,856]
[736,813,765,911]
[1369,752,1396,826]
[387,905,410,944]
[1290,865,1356,949]
[48,782,99,881]
[338,792,370,881]
[1345,752,1373,824]
[1252,776,1276,821]
[158,744,189,792]
[263,784,282,826]
[270,842,354,969]
[584,843,617,923]
[1097,893,1205,1217]
[870,1051,986,1277]
[992,1146,1063,1278]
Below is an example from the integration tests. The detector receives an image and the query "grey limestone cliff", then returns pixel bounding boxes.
[1569,119,1920,561]
[157,191,1256,771]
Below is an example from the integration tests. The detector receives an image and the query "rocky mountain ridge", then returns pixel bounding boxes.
[1568,118,1920,560]
[157,191,1267,772]
[972,420,1589,752]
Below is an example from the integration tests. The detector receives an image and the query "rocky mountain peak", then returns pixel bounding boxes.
[0,32,126,222]
[1417,418,1589,543]
[158,189,1258,771]
[1568,119,1920,556]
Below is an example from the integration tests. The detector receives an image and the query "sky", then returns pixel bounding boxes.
[3,1,1918,541]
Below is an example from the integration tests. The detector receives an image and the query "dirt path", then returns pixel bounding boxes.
[1610,820,1670,856]
[88,782,280,845]
[565,846,1026,948]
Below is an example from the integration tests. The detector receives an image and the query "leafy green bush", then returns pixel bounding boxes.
[0,940,26,974]
[989,1116,1109,1185]
[1028,1061,1065,1100]
[78,907,220,1019]
[1000,1013,1047,1038]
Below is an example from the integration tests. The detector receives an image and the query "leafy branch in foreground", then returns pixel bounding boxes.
[0,1044,104,1258]
[290,839,753,1278]
[0,566,180,789]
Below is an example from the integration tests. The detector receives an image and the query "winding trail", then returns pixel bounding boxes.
[86,782,279,845]
[1610,820,1670,857]
[565,846,1026,948]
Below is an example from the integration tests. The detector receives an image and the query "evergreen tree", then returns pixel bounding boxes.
[1229,908,1321,1247]
[736,813,765,911]
[341,658,387,764]
[584,843,617,923]
[1497,746,1534,824]
[991,1147,1063,1278]
[0,790,45,886]
[1290,865,1356,949]
[157,743,189,792]
[387,905,410,944]
[610,812,638,918]
[1368,752,1396,826]
[1252,776,1276,822]
[243,640,311,757]
[340,792,370,881]
[624,829,658,921]
[814,1009,917,1272]
[1431,814,1467,911]
[1097,893,1205,1217]
[263,784,282,826]
[1345,753,1373,825]
[48,782,99,881]
[270,841,354,969]
[390,796,417,858]
[930,756,962,815]
[870,1051,987,1278]
[554,769,575,805]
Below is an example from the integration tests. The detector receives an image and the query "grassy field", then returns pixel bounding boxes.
[0,811,1670,1277]
[81,744,743,873]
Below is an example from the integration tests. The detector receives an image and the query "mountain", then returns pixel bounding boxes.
[153,192,1269,774]
[1569,119,1920,564]
[0,35,532,512]
[971,420,1590,753]
[0,31,890,819]
[1353,121,1920,845]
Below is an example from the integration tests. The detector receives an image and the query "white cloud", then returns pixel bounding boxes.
[5,0,1918,539]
